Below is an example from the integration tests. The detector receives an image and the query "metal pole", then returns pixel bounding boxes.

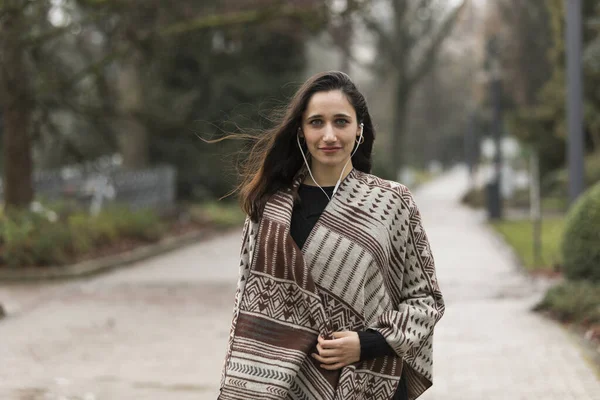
[530,149,542,267]
[490,59,503,220]
[464,112,475,179]
[465,0,477,189]
[565,0,585,204]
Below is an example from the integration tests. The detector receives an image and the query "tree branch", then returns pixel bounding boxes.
[22,9,111,48]
[160,4,315,37]
[64,50,126,92]
[318,30,372,71]
[408,0,467,88]
[392,0,409,35]
[362,15,398,64]
[24,3,312,48]
[0,0,36,20]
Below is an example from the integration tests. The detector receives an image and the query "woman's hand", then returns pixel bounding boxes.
[311,331,361,370]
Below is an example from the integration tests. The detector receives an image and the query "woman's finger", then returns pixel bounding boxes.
[318,336,338,350]
[316,347,338,358]
[317,342,338,353]
[312,353,340,365]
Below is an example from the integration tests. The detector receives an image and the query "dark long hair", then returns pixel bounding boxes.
[238,71,375,222]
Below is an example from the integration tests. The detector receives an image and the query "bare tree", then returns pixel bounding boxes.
[0,0,323,209]
[362,0,467,177]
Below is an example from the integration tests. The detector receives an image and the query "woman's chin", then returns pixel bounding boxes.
[312,155,351,169]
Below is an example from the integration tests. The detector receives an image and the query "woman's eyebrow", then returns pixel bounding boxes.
[306,113,352,119]
[306,114,322,120]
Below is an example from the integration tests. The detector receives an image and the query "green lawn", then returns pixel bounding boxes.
[413,170,435,187]
[491,217,565,271]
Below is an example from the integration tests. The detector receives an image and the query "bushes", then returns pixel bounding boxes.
[1,211,72,266]
[534,280,600,325]
[561,181,600,282]
[535,182,600,331]
[188,201,246,228]
[98,208,164,242]
[0,205,165,267]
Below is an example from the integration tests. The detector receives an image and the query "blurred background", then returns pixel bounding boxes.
[0,0,598,227]
[0,0,599,399]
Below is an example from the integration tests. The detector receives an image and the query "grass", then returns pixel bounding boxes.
[188,201,246,228]
[461,185,568,213]
[413,170,435,187]
[541,197,568,212]
[491,217,565,271]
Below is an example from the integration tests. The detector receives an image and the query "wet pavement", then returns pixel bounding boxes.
[1,167,599,400]
[0,231,241,400]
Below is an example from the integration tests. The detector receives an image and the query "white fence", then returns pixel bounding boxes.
[0,156,177,213]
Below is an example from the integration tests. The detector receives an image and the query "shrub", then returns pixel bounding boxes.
[110,207,164,241]
[189,201,245,228]
[30,222,73,265]
[1,210,54,266]
[1,214,37,267]
[0,203,165,267]
[68,214,95,253]
[460,186,485,208]
[561,181,600,282]
[534,280,600,325]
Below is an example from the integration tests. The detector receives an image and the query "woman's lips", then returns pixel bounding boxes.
[320,147,341,153]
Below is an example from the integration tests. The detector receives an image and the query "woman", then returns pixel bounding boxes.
[218,71,444,400]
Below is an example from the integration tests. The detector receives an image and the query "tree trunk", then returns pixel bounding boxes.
[392,77,410,182]
[338,11,352,73]
[118,117,149,170]
[115,50,149,170]
[0,4,34,208]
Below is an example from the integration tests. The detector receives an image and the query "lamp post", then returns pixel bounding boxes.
[565,0,585,204]
[486,36,503,220]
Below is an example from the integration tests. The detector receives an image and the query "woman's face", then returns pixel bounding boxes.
[300,90,361,172]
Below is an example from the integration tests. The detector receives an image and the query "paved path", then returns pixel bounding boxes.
[417,169,599,400]
[0,231,242,399]
[0,167,599,400]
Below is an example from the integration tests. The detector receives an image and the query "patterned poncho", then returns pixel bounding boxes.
[219,167,444,400]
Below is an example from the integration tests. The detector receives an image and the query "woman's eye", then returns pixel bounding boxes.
[335,119,349,125]
[310,120,322,126]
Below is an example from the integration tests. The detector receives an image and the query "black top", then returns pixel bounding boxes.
[290,184,334,250]
[290,183,407,399]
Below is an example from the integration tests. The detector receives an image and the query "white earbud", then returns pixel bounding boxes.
[357,122,364,143]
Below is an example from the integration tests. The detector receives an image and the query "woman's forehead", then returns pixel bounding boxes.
[304,90,355,117]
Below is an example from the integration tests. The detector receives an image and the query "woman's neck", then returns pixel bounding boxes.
[304,162,353,187]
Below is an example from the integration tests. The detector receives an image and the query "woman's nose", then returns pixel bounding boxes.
[323,124,337,142]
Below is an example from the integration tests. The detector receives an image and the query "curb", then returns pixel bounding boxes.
[0,228,221,282]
